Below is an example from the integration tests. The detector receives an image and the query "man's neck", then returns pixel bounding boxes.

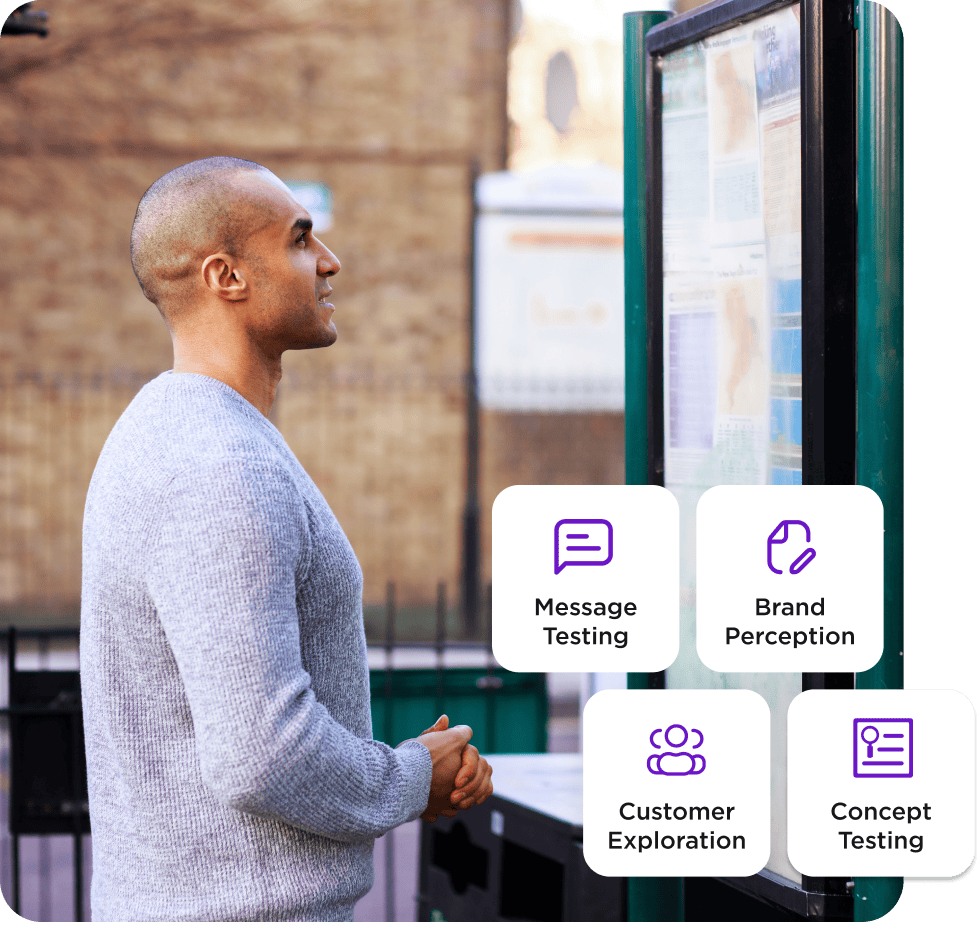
[172,350,282,418]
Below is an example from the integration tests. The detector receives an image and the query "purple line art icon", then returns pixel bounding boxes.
[767,519,816,575]
[646,724,706,776]
[853,718,913,778]
[553,519,613,575]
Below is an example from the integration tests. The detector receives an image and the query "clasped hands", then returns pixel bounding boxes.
[412,715,493,823]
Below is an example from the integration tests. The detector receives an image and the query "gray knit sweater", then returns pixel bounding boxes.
[79,371,432,921]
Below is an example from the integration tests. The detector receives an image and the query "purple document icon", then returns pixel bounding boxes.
[853,718,913,778]
[554,519,613,575]
[767,519,816,575]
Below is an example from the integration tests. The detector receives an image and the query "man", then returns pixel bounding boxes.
[80,156,492,921]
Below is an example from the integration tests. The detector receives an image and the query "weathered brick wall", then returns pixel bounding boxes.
[0,0,509,618]
[479,410,625,585]
[279,370,469,606]
[0,371,144,620]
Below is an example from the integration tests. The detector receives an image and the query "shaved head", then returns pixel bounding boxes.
[131,156,277,321]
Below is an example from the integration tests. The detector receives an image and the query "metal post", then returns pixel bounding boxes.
[800,0,858,487]
[624,11,669,488]
[853,0,904,918]
[483,581,492,656]
[72,663,86,923]
[854,0,903,690]
[435,583,446,705]
[39,634,51,923]
[73,832,84,922]
[7,627,19,916]
[623,10,683,922]
[383,582,397,922]
[461,161,482,640]
[384,582,396,746]
[482,582,496,754]
[10,834,19,917]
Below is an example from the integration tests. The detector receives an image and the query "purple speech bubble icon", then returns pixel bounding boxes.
[554,519,613,575]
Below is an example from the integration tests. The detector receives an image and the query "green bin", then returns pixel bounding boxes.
[370,668,548,754]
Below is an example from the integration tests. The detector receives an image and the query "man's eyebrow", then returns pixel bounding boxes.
[291,217,313,234]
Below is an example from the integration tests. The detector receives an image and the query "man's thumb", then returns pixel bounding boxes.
[451,724,474,742]
[420,714,449,735]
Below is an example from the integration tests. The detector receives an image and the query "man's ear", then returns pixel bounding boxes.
[201,253,249,302]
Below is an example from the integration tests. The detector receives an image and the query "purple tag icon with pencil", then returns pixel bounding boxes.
[554,519,613,574]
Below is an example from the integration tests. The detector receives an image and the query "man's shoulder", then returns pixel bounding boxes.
[112,372,284,465]
[91,372,295,504]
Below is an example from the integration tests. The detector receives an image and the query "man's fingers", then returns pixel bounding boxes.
[464,770,493,808]
[451,760,492,805]
[475,769,494,804]
[420,714,449,736]
[453,785,487,810]
[450,724,473,743]
[454,743,479,787]
[451,781,476,803]
[454,777,490,808]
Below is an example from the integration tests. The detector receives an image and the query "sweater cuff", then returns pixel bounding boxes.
[395,739,433,820]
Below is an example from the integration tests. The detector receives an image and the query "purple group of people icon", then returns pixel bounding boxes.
[647,723,706,776]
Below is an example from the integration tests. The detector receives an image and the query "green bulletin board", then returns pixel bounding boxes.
[688,0,979,930]
[627,0,979,927]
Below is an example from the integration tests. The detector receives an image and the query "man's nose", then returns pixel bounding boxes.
[316,241,340,277]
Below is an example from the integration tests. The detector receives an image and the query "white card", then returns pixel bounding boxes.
[492,485,679,672]
[697,485,883,672]
[583,689,770,876]
[788,689,976,877]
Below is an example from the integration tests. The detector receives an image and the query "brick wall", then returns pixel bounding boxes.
[0,0,510,618]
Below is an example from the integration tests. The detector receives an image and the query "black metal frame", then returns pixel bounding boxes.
[644,0,857,921]
[644,0,857,488]
[799,0,857,487]
[1,628,89,921]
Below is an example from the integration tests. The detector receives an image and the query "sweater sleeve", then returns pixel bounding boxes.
[145,458,432,842]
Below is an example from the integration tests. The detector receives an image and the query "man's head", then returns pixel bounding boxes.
[131,156,340,351]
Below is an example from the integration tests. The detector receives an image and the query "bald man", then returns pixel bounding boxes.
[79,157,491,921]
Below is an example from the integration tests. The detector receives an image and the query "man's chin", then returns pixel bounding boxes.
[309,319,338,349]
[287,328,337,352]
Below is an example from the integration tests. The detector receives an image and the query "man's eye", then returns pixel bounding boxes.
[297,232,307,246]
